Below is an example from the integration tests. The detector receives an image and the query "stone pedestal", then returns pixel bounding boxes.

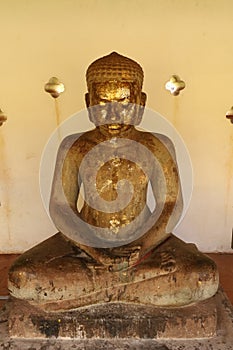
[8,296,217,339]
[1,288,233,349]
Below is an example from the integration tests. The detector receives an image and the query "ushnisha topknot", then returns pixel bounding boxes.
[86,52,144,90]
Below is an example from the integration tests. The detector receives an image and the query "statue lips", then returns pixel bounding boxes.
[108,124,124,131]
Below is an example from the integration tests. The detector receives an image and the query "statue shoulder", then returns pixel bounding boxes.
[59,133,81,149]
[152,133,175,151]
[137,130,177,159]
[58,129,97,153]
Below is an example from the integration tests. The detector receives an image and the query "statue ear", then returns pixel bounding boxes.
[85,93,90,108]
[135,92,146,125]
[85,92,95,124]
[140,92,147,107]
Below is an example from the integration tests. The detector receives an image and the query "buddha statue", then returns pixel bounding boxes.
[8,52,219,314]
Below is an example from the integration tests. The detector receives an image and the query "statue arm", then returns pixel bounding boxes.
[129,135,183,258]
[49,136,117,267]
[49,136,80,228]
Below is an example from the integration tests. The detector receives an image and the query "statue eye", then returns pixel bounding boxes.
[99,99,111,106]
[118,98,129,105]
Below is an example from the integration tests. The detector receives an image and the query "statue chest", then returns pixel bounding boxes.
[81,157,149,198]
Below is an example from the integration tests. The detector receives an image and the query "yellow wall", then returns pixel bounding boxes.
[0,0,232,253]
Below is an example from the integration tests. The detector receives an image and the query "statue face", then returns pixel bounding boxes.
[86,81,146,134]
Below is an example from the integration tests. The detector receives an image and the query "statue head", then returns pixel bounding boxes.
[85,52,146,133]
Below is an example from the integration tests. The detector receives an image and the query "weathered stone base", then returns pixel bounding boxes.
[8,296,217,339]
[1,288,233,349]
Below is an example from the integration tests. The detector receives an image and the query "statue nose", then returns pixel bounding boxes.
[108,102,119,121]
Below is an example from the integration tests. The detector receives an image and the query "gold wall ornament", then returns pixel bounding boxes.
[0,109,7,126]
[44,77,64,139]
[44,77,65,98]
[165,75,185,96]
[226,106,233,124]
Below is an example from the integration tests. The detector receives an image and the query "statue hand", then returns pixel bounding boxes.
[108,246,141,272]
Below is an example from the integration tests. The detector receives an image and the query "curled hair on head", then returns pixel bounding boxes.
[86,52,144,91]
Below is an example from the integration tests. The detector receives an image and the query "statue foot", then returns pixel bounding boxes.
[107,247,176,276]
[160,251,176,273]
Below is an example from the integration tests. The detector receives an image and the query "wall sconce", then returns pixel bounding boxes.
[0,109,7,127]
[44,77,65,130]
[165,75,185,96]
[44,77,65,98]
[226,106,233,124]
